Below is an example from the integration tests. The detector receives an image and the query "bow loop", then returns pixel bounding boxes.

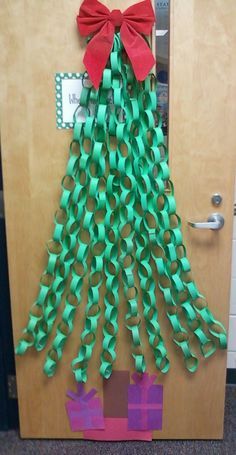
[67,383,97,402]
[77,0,156,89]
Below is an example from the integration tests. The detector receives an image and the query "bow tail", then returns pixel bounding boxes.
[121,23,155,82]
[83,22,114,89]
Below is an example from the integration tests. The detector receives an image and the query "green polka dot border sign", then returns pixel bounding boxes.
[55,73,87,129]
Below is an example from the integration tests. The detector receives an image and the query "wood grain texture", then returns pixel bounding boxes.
[0,0,235,439]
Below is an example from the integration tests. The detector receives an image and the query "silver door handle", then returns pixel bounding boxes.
[188,213,224,230]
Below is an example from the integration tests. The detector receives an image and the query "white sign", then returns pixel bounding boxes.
[55,73,87,129]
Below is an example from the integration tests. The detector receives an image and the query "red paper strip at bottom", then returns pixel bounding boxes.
[83,417,152,441]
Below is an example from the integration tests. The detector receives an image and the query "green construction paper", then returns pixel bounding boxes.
[15,33,227,382]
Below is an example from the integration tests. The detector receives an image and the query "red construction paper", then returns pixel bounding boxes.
[83,418,152,441]
[77,0,156,89]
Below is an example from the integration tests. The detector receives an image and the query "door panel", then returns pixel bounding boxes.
[167,0,236,438]
[0,0,235,439]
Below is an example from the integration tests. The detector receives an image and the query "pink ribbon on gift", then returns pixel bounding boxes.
[131,372,157,388]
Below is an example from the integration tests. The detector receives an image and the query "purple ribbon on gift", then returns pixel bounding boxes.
[67,383,97,402]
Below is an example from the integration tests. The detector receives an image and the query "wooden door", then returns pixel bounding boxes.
[0,0,235,439]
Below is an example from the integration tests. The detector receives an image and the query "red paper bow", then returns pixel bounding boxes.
[77,0,156,89]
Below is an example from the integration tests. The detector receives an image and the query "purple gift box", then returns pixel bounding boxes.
[128,373,163,431]
[66,383,105,432]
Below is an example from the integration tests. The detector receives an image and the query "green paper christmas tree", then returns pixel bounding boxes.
[15,6,227,384]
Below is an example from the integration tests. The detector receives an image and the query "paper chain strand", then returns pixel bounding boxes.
[15,33,227,381]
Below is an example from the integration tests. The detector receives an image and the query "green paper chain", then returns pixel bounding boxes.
[15,33,227,381]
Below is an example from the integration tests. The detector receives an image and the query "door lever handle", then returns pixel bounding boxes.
[188,213,224,230]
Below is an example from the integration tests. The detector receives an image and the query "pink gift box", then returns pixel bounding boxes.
[66,384,105,432]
